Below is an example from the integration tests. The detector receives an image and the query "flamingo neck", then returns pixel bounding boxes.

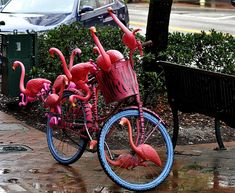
[57,80,67,103]
[69,52,75,71]
[91,32,111,69]
[17,62,27,94]
[53,49,72,80]
[109,11,131,36]
[126,120,138,152]
[105,153,120,166]
[69,48,81,71]
[69,81,91,102]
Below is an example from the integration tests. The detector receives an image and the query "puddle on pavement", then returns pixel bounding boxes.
[7,178,19,184]
[0,169,10,175]
[155,160,235,193]
[0,144,32,153]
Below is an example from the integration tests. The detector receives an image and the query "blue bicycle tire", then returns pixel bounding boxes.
[47,91,88,165]
[98,109,173,191]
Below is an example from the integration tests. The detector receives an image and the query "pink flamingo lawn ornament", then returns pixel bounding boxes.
[119,117,162,167]
[12,61,51,106]
[90,27,113,71]
[49,47,95,102]
[93,46,124,65]
[51,48,82,93]
[44,75,68,128]
[107,7,143,66]
[44,75,68,113]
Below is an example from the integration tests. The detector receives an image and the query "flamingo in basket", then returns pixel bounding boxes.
[119,117,162,167]
[12,61,51,106]
[107,7,142,53]
[92,45,125,67]
[90,27,113,72]
[107,7,143,67]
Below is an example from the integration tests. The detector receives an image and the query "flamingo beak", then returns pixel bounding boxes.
[119,117,127,126]
[12,65,16,71]
[90,26,96,33]
[64,79,69,86]
[107,7,113,13]
[49,49,55,57]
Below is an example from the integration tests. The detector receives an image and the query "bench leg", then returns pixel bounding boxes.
[172,107,179,149]
[214,118,226,150]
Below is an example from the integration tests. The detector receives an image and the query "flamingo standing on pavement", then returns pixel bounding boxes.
[12,61,51,106]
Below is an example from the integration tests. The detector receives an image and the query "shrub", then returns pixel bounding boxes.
[163,30,235,75]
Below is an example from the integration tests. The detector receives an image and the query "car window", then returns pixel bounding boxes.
[97,0,113,7]
[2,0,75,13]
[79,0,98,9]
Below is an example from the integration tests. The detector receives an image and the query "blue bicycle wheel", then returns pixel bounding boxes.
[47,91,88,165]
[98,109,173,191]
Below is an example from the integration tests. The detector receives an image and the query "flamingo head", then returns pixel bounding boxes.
[71,48,82,58]
[107,7,113,13]
[49,47,60,57]
[119,117,129,126]
[90,26,96,34]
[62,75,69,86]
[12,61,22,71]
[93,46,100,55]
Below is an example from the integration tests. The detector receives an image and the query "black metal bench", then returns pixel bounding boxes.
[159,61,235,150]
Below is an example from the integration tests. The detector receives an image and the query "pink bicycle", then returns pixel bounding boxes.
[46,8,173,191]
[14,8,174,191]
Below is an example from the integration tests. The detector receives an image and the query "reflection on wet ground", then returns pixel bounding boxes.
[0,116,234,193]
[0,144,235,193]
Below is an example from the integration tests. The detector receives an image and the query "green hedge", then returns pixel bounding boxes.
[163,30,235,75]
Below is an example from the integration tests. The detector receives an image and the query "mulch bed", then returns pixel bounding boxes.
[0,93,234,146]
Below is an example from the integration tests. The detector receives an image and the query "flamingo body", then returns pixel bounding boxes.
[52,75,68,93]
[70,62,95,84]
[106,153,147,169]
[25,78,51,97]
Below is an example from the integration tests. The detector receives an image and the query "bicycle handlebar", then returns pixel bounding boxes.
[141,40,153,48]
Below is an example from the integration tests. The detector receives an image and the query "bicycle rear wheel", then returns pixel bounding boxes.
[98,108,173,191]
[47,91,88,165]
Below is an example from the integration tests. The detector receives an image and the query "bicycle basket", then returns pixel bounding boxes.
[96,60,138,104]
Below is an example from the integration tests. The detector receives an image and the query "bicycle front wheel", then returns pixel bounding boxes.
[98,109,173,191]
[47,91,88,165]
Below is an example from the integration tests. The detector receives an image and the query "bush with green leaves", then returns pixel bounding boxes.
[163,30,235,75]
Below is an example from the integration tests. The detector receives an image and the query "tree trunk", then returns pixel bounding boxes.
[145,0,173,70]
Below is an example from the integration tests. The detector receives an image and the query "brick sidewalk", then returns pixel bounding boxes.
[0,111,234,193]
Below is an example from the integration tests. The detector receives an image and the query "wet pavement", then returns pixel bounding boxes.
[0,110,234,193]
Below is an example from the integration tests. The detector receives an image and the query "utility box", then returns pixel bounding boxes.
[0,33,37,97]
